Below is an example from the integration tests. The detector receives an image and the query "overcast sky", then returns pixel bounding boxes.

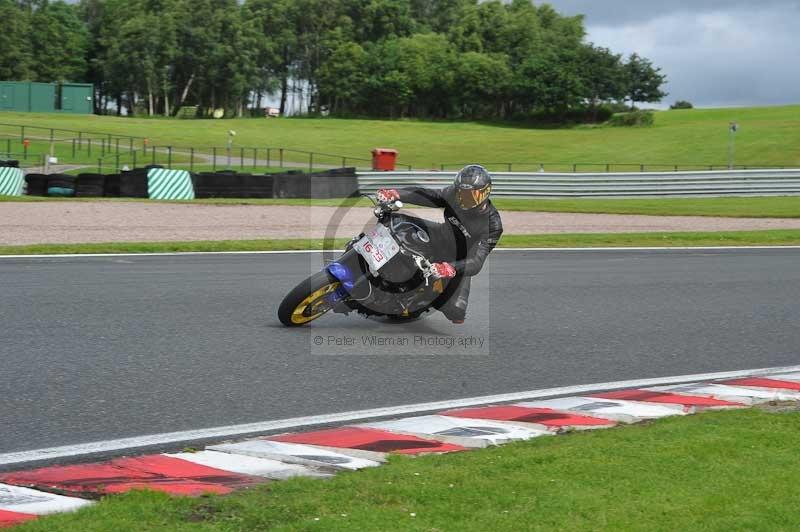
[544,0,800,108]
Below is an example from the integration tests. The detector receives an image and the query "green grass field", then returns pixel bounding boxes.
[16,407,800,532]
[1,230,799,255]
[1,105,799,169]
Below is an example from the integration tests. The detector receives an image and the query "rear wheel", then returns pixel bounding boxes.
[278,271,341,327]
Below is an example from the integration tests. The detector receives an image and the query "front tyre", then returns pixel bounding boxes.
[278,271,341,327]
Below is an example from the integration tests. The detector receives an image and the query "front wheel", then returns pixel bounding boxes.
[278,271,341,327]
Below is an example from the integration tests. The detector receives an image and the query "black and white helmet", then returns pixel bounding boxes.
[454,164,492,210]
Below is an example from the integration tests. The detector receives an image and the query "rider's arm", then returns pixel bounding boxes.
[396,187,448,208]
[451,211,503,277]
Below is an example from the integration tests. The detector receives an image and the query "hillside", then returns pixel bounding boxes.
[1,105,798,171]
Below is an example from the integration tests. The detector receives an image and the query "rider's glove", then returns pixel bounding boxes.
[376,188,400,203]
[431,262,457,279]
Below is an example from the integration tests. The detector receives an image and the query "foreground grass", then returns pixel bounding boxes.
[2,230,800,255]
[3,195,800,218]
[17,408,800,532]
[2,105,799,169]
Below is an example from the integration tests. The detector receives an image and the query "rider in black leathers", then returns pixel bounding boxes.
[377,165,503,323]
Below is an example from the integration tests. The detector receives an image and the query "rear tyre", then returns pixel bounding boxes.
[278,270,341,327]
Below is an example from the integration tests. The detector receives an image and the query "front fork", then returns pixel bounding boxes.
[325,248,371,311]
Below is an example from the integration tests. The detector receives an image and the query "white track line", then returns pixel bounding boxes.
[2,363,799,468]
[1,246,799,259]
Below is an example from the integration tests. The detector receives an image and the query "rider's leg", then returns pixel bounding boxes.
[440,276,470,323]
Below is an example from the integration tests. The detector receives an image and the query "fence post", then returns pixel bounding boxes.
[253,148,257,169]
[49,128,54,144]
[309,152,313,172]
[6,139,11,157]
[78,131,82,150]
[88,139,92,158]
[240,147,245,170]
[152,146,156,166]
[132,150,137,169]
[342,157,346,168]
[640,164,644,172]
[573,164,577,173]
[23,143,27,160]
[213,147,217,171]
[71,139,76,158]
[266,147,271,169]
[115,153,120,173]
[129,138,133,153]
[440,164,445,171]
[674,165,678,172]
[190,148,194,172]
[98,158,102,173]
[168,146,172,169]
[606,163,610,172]
[279,148,284,168]
[116,139,120,156]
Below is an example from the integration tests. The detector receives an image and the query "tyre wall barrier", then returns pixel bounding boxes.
[196,167,358,199]
[24,173,48,196]
[75,174,106,197]
[0,167,24,196]
[273,168,359,199]
[192,172,274,199]
[45,174,76,197]
[119,169,149,198]
[147,168,195,200]
[18,167,359,199]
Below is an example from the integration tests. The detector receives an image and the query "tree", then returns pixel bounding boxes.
[516,48,584,118]
[317,39,367,115]
[454,52,511,118]
[245,0,298,115]
[342,0,415,43]
[103,9,176,116]
[670,100,693,110]
[29,1,89,82]
[579,45,626,121]
[0,0,33,80]
[365,33,456,118]
[624,53,667,109]
[1,0,667,124]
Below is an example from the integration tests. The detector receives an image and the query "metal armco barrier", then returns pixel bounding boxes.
[358,169,800,198]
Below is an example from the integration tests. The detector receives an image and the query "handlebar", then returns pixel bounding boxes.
[373,199,403,218]
[365,194,436,285]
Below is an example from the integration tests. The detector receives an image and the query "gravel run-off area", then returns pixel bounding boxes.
[3,201,800,246]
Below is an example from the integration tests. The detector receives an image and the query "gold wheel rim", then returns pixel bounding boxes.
[291,282,341,325]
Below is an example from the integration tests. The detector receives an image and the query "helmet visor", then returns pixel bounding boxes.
[456,185,491,209]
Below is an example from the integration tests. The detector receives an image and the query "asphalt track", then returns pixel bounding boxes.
[2,249,799,455]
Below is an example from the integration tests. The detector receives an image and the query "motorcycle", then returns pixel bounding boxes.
[278,195,457,327]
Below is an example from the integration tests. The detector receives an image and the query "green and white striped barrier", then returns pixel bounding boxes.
[0,167,24,197]
[147,168,195,200]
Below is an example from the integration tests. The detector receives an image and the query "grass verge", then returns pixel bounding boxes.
[2,230,800,255]
[2,195,800,218]
[16,407,800,532]
[493,196,800,218]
